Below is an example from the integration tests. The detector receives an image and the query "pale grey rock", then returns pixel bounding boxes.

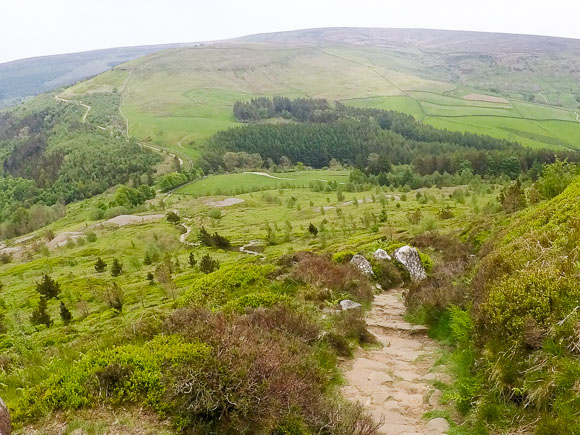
[393,245,427,282]
[340,299,362,310]
[373,248,391,260]
[426,417,449,434]
[350,254,373,276]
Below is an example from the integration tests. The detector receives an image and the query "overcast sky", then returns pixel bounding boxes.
[2,0,579,64]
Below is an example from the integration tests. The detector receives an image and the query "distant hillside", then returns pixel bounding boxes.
[239,27,580,53]
[55,27,580,161]
[240,27,580,107]
[0,43,198,107]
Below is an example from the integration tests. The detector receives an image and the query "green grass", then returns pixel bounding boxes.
[346,96,426,119]
[425,116,580,150]
[340,91,580,150]
[176,170,350,195]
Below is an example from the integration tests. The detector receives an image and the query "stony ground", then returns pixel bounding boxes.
[342,289,451,435]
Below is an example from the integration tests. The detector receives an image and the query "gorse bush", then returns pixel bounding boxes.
[14,335,211,421]
[179,263,275,308]
[222,292,292,314]
[419,176,580,432]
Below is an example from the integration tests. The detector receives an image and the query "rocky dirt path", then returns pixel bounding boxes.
[342,289,450,435]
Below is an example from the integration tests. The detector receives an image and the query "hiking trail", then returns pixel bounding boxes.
[342,288,451,435]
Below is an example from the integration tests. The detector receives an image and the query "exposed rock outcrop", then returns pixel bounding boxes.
[350,254,373,276]
[373,248,391,260]
[393,245,427,282]
[340,299,362,310]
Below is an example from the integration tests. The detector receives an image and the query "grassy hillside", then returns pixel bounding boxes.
[0,166,499,432]
[58,29,580,159]
[0,43,198,108]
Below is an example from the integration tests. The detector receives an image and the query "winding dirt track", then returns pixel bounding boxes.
[342,289,450,435]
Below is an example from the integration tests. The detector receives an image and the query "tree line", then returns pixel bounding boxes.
[0,97,160,239]
[233,96,335,122]
[203,99,579,179]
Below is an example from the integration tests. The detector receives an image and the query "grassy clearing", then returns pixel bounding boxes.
[346,96,426,119]
[176,170,350,196]
[342,91,580,150]
[425,116,580,150]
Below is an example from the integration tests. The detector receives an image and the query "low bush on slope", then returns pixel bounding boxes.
[11,255,380,434]
[409,176,580,433]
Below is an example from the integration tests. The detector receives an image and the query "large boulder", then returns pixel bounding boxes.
[350,254,373,276]
[0,396,10,435]
[393,245,427,282]
[373,248,391,260]
[340,299,362,310]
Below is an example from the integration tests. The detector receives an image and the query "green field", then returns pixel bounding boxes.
[177,170,351,196]
[347,94,580,150]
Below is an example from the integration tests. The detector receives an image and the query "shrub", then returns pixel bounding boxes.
[30,296,52,327]
[292,253,372,305]
[199,226,230,249]
[188,252,196,268]
[370,258,403,290]
[86,231,97,243]
[94,257,107,273]
[35,274,61,299]
[163,308,376,433]
[110,259,123,277]
[418,250,433,273]
[438,206,454,219]
[14,335,211,421]
[208,208,222,220]
[199,254,219,274]
[222,292,291,314]
[332,250,356,263]
[166,211,180,224]
[59,301,72,325]
[480,269,579,339]
[180,264,274,308]
[308,223,318,236]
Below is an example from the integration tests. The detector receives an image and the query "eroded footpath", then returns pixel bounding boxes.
[342,289,451,435]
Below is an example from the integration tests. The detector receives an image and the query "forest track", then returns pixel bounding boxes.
[342,288,450,435]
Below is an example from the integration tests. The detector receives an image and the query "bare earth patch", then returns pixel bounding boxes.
[204,198,245,207]
[104,214,165,226]
[244,171,291,180]
[342,289,450,434]
[46,232,84,250]
[463,93,509,104]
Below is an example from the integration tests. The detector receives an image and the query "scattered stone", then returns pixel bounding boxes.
[340,299,362,310]
[392,245,427,282]
[0,396,10,435]
[350,254,373,276]
[426,417,450,434]
[373,248,391,260]
[375,283,383,290]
